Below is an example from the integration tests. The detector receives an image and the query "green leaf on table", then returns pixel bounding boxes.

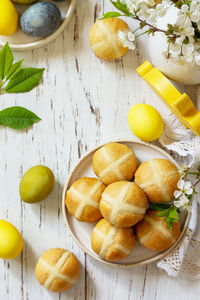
[6,60,24,80]
[0,42,14,80]
[0,106,41,129]
[99,11,122,20]
[5,67,45,93]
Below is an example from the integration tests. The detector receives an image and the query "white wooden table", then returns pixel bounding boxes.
[0,1,200,299]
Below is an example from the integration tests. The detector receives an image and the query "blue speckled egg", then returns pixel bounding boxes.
[20,2,62,37]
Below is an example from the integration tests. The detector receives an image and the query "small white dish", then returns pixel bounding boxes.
[62,140,190,268]
[0,0,76,51]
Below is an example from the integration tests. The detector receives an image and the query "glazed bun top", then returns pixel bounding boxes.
[100,181,147,227]
[35,248,80,292]
[93,142,137,185]
[134,159,180,203]
[91,218,135,261]
[65,177,106,222]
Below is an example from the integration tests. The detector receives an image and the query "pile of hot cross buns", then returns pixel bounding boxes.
[65,142,181,262]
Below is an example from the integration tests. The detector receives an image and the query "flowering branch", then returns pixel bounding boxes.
[133,13,175,36]
[101,0,200,65]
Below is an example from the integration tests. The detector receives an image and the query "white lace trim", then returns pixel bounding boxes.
[157,227,194,277]
[155,87,200,279]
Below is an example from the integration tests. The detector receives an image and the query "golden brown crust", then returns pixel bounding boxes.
[93,142,137,185]
[100,181,147,227]
[91,219,135,261]
[35,248,80,293]
[89,18,129,61]
[136,210,181,251]
[134,159,180,203]
[65,177,106,222]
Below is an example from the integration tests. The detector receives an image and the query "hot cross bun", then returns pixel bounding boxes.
[134,159,180,203]
[65,177,106,222]
[35,248,80,292]
[136,210,180,251]
[91,219,135,261]
[100,181,147,227]
[93,142,137,185]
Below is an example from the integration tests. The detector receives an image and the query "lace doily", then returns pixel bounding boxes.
[156,87,200,279]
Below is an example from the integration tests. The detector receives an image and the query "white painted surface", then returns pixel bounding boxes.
[0,1,199,300]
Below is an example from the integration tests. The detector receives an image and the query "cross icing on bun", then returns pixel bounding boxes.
[91,219,135,261]
[93,142,137,185]
[134,159,180,203]
[100,181,147,227]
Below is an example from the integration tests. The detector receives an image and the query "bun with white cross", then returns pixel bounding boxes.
[100,181,147,227]
[134,159,180,203]
[35,248,80,292]
[65,177,106,222]
[136,210,180,251]
[91,219,135,261]
[93,142,137,185]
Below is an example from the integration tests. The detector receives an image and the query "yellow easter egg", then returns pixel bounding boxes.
[0,220,23,259]
[128,104,164,142]
[0,0,18,36]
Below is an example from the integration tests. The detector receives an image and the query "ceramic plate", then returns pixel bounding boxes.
[0,0,76,51]
[62,140,190,268]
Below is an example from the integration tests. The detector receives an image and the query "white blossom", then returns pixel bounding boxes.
[118,1,200,65]
[174,190,182,199]
[118,30,136,50]
[177,179,185,190]
[184,181,194,195]
[174,179,193,209]
[174,194,189,208]
[147,3,168,25]
[176,179,194,195]
[182,43,195,63]
[188,1,200,23]
[170,40,182,58]
[174,179,194,211]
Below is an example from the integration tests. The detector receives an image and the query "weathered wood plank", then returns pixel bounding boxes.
[1,1,200,300]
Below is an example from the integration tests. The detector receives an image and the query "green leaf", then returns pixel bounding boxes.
[110,0,130,16]
[5,67,45,93]
[168,207,179,221]
[166,215,173,232]
[6,60,24,80]
[149,203,171,211]
[0,42,14,80]
[0,106,41,129]
[156,209,170,217]
[99,11,122,20]
[166,207,179,232]
[150,204,179,231]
